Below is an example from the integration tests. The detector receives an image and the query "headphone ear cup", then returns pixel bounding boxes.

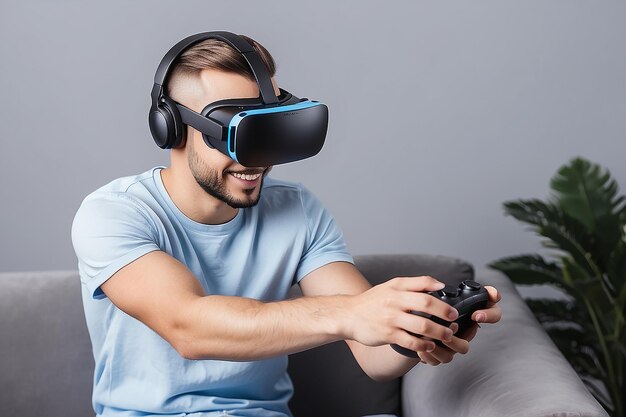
[148,96,184,149]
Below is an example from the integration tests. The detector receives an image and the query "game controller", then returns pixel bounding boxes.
[391,280,490,358]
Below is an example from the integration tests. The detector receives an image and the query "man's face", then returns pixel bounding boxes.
[183,70,278,209]
[187,135,268,209]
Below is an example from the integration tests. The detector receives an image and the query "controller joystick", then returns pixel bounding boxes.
[391,280,489,358]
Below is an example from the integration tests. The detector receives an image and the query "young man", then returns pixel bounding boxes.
[72,33,501,417]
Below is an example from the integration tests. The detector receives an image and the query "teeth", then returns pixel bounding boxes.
[231,172,262,181]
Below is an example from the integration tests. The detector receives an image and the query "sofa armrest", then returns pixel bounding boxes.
[401,269,608,417]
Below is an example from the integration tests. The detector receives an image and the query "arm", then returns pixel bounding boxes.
[298,261,420,380]
[101,250,344,360]
[100,252,456,363]
[299,261,502,380]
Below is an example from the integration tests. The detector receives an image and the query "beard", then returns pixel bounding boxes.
[187,139,264,209]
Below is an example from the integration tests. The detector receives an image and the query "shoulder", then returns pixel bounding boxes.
[74,168,163,231]
[261,176,304,194]
[86,167,160,200]
[261,176,320,203]
[258,176,332,228]
[81,167,162,207]
[259,176,324,214]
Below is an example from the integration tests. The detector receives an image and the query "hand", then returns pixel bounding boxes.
[416,323,477,365]
[346,276,460,354]
[417,285,502,366]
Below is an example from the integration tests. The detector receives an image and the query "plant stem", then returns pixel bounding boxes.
[615,318,624,417]
[584,297,620,416]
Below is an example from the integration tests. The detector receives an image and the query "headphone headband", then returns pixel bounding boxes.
[153,31,278,105]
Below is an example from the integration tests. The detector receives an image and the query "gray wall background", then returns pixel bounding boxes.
[1,1,625,277]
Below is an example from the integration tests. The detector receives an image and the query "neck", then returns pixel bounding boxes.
[160,162,238,226]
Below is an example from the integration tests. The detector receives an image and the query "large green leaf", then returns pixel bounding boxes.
[562,256,608,298]
[488,254,585,299]
[502,200,598,276]
[525,298,588,328]
[550,157,625,267]
[488,254,568,288]
[503,198,620,297]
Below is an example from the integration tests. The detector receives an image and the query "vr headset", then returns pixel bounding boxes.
[148,31,328,167]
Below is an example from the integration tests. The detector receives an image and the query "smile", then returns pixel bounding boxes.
[230,172,262,181]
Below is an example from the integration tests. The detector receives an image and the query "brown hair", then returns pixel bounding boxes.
[166,35,276,95]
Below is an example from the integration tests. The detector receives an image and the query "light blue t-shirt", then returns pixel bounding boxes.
[71,167,354,417]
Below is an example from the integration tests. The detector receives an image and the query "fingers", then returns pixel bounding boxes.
[472,304,502,324]
[390,276,446,293]
[440,335,470,355]
[470,286,502,324]
[414,323,481,366]
[426,347,456,364]
[417,351,440,366]
[417,340,465,366]
[456,323,480,343]
[354,278,500,353]
[414,289,496,367]
[393,331,437,354]
[396,311,454,343]
[485,286,502,303]
[385,278,459,340]
[398,290,458,324]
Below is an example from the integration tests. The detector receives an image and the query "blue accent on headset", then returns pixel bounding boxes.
[226,101,322,162]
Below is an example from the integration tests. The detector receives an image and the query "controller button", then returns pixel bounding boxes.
[442,288,458,297]
[461,280,481,291]
[435,290,448,298]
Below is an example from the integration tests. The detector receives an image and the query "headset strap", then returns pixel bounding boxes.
[153,31,278,105]
[175,103,226,140]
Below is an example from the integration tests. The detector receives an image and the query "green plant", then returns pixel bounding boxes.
[489,157,626,417]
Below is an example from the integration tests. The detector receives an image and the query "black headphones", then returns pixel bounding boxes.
[148,31,279,149]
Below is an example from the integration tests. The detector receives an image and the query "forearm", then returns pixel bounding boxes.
[175,294,350,361]
[347,340,421,382]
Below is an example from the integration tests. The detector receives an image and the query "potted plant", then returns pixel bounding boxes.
[489,157,625,417]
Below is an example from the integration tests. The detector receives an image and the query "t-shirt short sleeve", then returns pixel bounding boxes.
[71,192,161,299]
[295,185,354,282]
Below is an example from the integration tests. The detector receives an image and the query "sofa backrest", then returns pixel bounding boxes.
[0,271,93,416]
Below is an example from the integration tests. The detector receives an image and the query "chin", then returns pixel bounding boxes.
[227,189,262,209]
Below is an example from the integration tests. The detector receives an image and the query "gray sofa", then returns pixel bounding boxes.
[0,254,609,417]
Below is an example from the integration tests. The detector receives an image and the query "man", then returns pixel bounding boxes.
[72,33,501,417]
